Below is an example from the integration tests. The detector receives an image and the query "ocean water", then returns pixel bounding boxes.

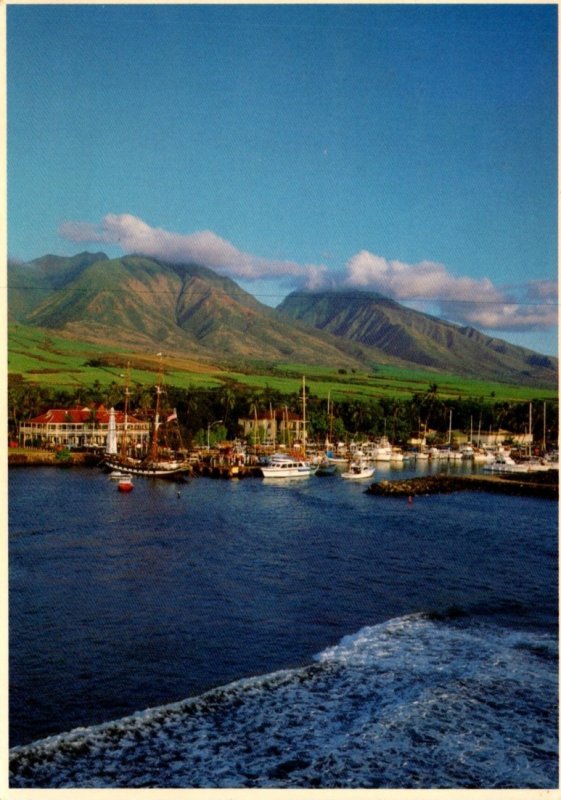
[8,463,558,788]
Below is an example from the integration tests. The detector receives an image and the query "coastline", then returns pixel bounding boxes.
[7,448,101,467]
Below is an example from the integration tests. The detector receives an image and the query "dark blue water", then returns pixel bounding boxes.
[9,464,558,787]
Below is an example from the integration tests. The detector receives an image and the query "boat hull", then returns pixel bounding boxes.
[341,466,375,480]
[260,454,313,478]
[104,457,187,477]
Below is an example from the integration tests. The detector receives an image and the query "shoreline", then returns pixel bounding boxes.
[8,448,102,467]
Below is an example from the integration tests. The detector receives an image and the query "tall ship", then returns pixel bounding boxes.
[104,361,187,477]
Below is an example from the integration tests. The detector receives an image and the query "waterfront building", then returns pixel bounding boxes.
[238,409,306,448]
[18,404,151,451]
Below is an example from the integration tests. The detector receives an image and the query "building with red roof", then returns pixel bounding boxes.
[18,404,151,451]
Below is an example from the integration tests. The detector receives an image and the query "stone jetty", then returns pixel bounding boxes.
[367,471,558,500]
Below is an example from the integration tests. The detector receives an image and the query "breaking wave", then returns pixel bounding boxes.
[10,613,558,789]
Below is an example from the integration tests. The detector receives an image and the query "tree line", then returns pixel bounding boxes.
[7,376,559,450]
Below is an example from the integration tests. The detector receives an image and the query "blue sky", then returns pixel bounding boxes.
[7,4,558,355]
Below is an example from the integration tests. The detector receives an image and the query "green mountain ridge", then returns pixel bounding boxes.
[7,253,558,387]
[9,254,380,368]
[276,289,557,386]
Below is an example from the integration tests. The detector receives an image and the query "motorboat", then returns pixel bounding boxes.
[372,437,392,461]
[260,453,314,478]
[315,457,338,476]
[482,452,530,473]
[341,459,375,480]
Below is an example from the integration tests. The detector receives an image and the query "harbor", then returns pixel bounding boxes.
[8,446,559,498]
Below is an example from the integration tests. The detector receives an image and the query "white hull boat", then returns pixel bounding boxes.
[341,460,375,480]
[260,453,314,478]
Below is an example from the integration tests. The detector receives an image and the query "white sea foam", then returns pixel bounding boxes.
[10,614,558,789]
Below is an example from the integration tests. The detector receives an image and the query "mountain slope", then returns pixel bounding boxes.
[277,290,558,386]
[13,255,373,367]
[9,252,108,321]
[9,253,557,385]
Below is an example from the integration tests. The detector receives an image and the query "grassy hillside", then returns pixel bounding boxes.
[278,290,558,387]
[9,253,558,389]
[8,323,557,404]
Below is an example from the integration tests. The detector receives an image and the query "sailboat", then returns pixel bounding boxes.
[104,360,188,477]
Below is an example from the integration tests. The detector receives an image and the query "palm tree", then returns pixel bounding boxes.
[218,385,236,426]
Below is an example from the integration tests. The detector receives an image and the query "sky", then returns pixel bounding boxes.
[6,3,559,355]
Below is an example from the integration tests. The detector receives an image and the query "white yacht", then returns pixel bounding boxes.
[372,437,392,461]
[482,451,530,473]
[341,459,375,480]
[260,453,314,479]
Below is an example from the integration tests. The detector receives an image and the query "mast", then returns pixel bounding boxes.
[149,355,164,462]
[120,362,130,458]
[302,375,306,455]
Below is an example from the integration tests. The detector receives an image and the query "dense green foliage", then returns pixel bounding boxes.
[8,323,558,450]
[8,373,558,451]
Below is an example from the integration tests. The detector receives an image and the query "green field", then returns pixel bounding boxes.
[8,323,558,403]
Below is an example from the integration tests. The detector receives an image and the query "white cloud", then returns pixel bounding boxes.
[59,215,557,335]
[59,213,325,284]
[342,250,557,333]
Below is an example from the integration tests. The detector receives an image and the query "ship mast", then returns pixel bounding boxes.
[302,375,306,456]
[148,355,164,462]
[120,362,131,458]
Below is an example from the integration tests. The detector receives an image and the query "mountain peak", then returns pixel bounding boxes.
[8,253,558,387]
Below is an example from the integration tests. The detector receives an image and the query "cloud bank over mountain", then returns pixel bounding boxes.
[343,251,558,332]
[59,214,557,334]
[59,214,324,285]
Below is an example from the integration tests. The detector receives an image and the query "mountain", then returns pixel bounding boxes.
[8,253,558,386]
[9,254,374,368]
[277,289,558,386]
[9,252,109,320]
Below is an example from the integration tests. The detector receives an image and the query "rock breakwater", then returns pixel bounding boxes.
[367,472,558,500]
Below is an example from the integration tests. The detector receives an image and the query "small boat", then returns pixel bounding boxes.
[341,459,375,480]
[109,470,130,480]
[372,437,392,461]
[315,457,337,476]
[117,475,134,492]
[260,453,313,478]
[482,452,530,473]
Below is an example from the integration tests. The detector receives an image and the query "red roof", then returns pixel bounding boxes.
[28,406,144,424]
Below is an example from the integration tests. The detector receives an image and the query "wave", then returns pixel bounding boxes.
[10,613,558,789]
